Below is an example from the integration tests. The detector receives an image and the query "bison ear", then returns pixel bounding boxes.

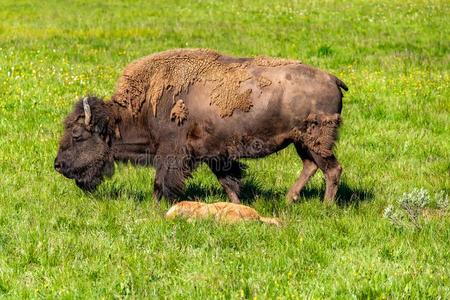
[83,97,92,125]
[93,114,113,143]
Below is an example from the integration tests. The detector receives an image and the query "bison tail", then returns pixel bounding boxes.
[335,77,348,92]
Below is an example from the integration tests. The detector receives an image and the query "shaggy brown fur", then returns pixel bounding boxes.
[165,201,281,226]
[170,99,189,125]
[291,113,341,157]
[111,48,300,118]
[257,76,272,89]
[252,56,299,67]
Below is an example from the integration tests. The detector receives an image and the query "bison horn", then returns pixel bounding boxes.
[82,97,91,125]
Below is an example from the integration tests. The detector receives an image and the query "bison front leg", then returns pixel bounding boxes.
[153,154,194,202]
[208,159,246,204]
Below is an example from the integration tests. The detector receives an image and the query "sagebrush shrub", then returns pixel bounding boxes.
[384,188,447,229]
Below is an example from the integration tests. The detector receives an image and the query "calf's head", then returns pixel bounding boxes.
[54,96,115,191]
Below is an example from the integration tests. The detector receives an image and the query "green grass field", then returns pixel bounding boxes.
[1,0,449,298]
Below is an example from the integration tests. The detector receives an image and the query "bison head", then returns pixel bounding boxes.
[54,96,115,191]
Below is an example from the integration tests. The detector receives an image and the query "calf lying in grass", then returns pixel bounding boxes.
[165,201,281,226]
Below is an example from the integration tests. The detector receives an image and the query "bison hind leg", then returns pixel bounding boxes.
[286,144,342,204]
[286,144,319,203]
[309,152,342,203]
[288,113,342,203]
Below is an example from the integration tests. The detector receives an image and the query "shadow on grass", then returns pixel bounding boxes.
[336,182,375,206]
[184,176,285,205]
[300,181,375,207]
[93,177,374,208]
[93,183,148,203]
[185,178,374,207]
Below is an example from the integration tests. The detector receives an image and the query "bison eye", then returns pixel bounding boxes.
[72,126,83,140]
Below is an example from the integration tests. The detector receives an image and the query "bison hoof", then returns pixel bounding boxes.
[230,197,241,204]
[286,193,298,204]
[323,197,335,206]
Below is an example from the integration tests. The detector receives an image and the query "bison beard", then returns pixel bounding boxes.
[75,158,114,192]
[60,152,114,192]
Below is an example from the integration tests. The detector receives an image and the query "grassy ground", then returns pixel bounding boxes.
[0,0,449,298]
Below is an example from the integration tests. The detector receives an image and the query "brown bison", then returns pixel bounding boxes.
[54,49,348,203]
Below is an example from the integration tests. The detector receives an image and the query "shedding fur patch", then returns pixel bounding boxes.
[170,99,189,126]
[253,56,298,67]
[257,76,272,89]
[291,113,341,157]
[112,49,300,118]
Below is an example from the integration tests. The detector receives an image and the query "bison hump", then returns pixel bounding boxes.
[112,48,300,118]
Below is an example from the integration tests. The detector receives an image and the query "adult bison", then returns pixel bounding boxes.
[54,49,348,203]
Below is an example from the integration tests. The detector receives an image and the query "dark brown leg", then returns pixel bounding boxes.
[220,183,241,204]
[208,159,245,204]
[286,144,318,203]
[309,152,342,203]
[153,164,189,202]
[152,152,195,202]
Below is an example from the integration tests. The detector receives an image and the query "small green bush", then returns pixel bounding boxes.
[384,188,448,229]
